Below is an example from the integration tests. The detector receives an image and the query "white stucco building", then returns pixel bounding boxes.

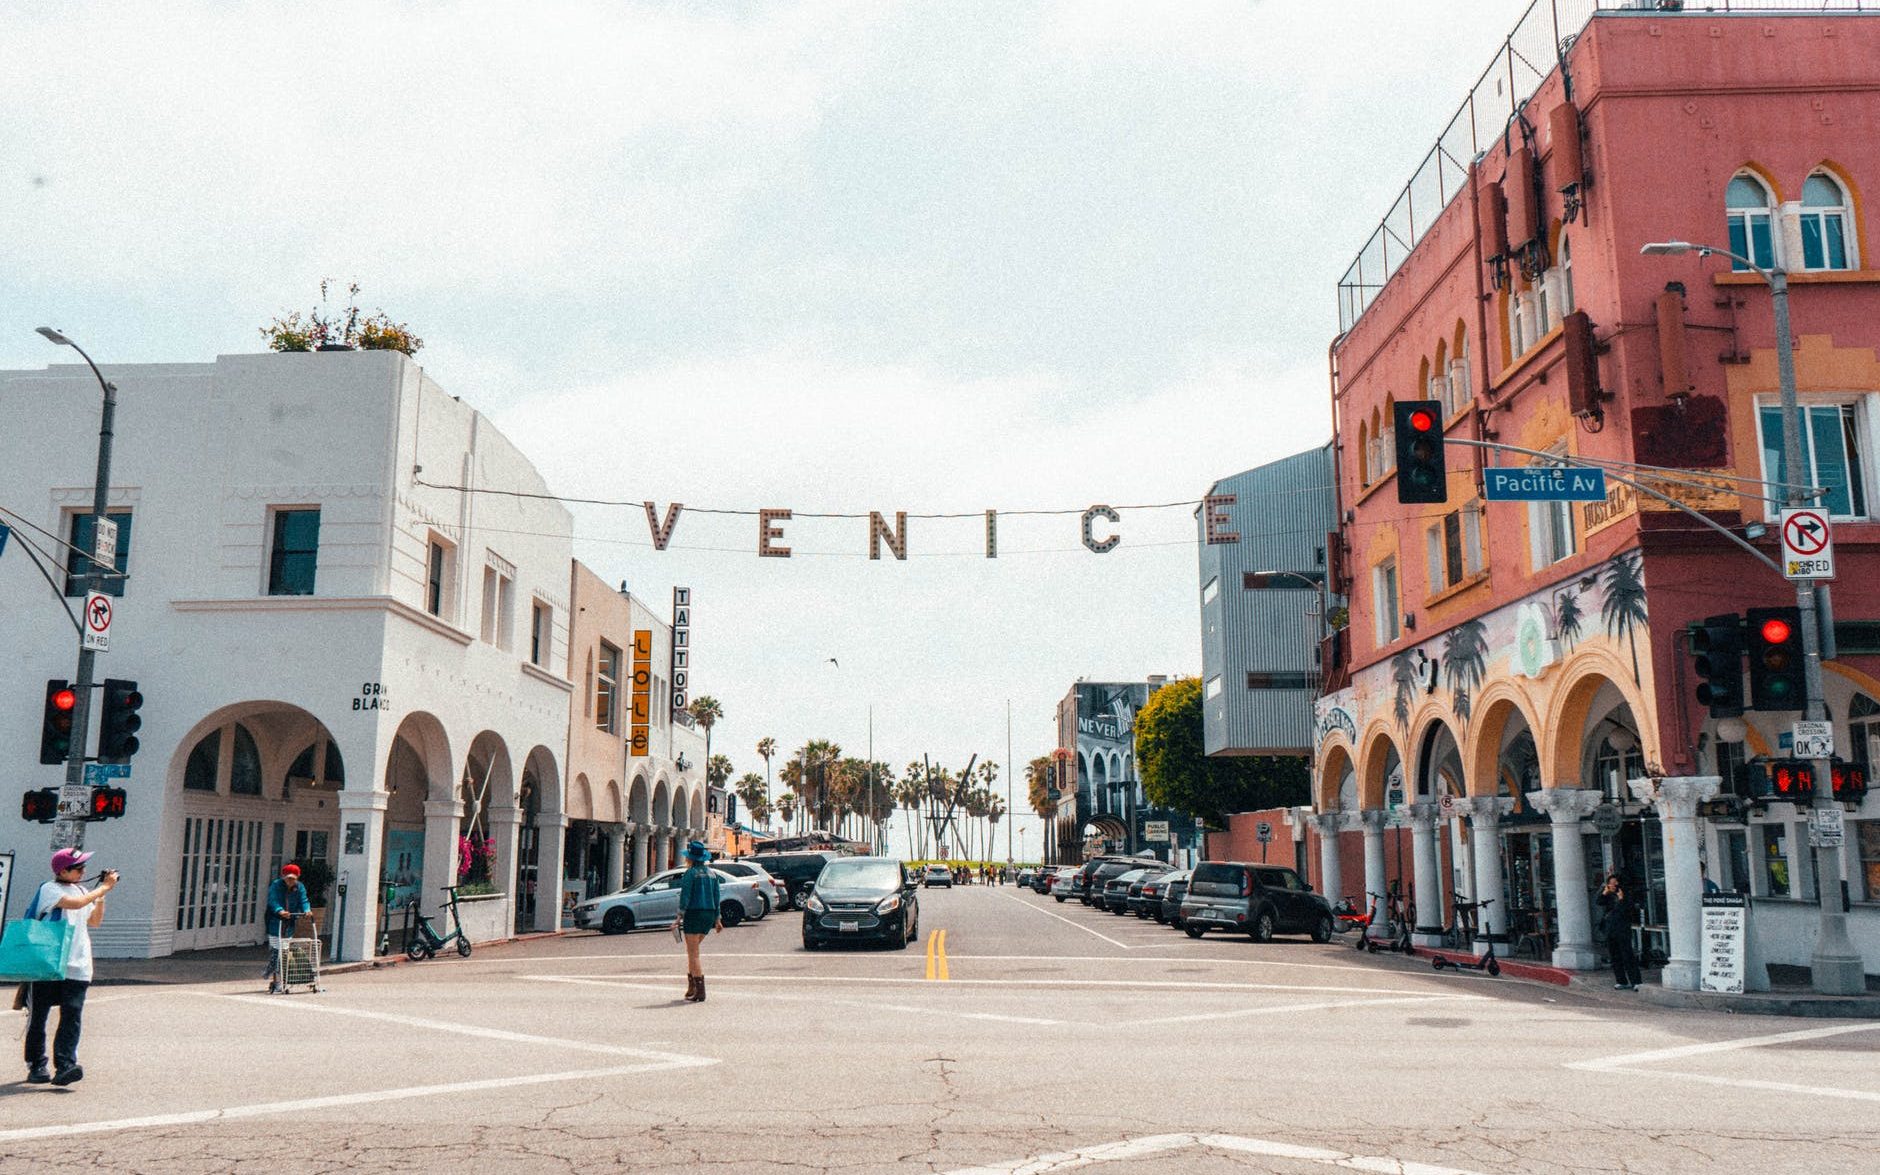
[0,350,573,962]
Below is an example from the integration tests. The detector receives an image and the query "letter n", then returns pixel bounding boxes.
[869,511,908,561]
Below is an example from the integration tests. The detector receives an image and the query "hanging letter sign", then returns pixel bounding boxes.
[670,587,691,714]
[1081,505,1121,554]
[630,628,653,757]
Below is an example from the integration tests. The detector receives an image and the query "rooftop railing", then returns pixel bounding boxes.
[1335,0,1874,334]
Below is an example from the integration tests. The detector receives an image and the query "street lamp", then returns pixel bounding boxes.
[1640,240,1864,995]
[36,327,120,854]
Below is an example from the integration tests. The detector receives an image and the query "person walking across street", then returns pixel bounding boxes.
[677,840,722,1003]
[264,863,313,994]
[24,848,118,1087]
[1596,873,1642,991]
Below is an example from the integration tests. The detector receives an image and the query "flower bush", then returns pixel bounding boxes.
[457,834,497,884]
[261,279,424,356]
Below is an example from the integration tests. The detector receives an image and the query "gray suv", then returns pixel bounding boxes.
[1180,862,1334,943]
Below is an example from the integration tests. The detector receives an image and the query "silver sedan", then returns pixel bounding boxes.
[572,867,766,935]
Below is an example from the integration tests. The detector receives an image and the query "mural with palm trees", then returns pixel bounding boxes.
[1600,552,1649,686]
[1390,651,1419,730]
[1441,619,1489,724]
[1551,590,1584,650]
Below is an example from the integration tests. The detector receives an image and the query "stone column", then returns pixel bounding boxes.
[1408,803,1443,945]
[1527,788,1603,970]
[489,804,523,940]
[1466,797,1514,949]
[1360,810,1389,931]
[655,826,674,872]
[336,790,390,965]
[630,824,650,884]
[534,813,569,932]
[606,824,628,893]
[1629,775,1721,991]
[1313,812,1345,905]
[422,798,464,918]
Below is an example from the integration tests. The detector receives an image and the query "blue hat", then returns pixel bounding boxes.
[684,840,710,862]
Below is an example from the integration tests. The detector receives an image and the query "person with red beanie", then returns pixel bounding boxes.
[264,864,312,994]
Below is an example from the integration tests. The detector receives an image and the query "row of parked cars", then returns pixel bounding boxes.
[1026,853,1337,943]
[572,850,848,935]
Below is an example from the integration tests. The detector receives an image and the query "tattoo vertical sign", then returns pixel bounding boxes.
[630,629,653,758]
[671,587,691,715]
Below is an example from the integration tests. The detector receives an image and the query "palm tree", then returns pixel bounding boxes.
[756,736,777,814]
[734,771,768,829]
[1601,553,1649,686]
[688,696,724,787]
[707,753,734,790]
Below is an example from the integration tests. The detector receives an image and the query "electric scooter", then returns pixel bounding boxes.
[406,886,474,961]
[1330,895,1371,936]
[1431,898,1501,976]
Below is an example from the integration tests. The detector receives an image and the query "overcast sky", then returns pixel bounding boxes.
[2,0,1531,857]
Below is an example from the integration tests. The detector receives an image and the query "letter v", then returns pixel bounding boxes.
[644,502,684,550]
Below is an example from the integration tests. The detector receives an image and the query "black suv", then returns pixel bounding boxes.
[1079,855,1166,910]
[746,851,844,910]
[801,857,919,951]
[1180,862,1334,943]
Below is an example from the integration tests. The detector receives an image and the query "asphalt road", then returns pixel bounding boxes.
[3,884,1877,1172]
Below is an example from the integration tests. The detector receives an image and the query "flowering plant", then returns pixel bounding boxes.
[261,279,424,356]
[457,834,497,883]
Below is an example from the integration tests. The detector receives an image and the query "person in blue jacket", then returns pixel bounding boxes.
[265,863,312,994]
[677,841,722,1003]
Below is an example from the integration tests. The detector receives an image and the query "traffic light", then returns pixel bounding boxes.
[21,787,59,824]
[39,679,77,765]
[88,786,127,821]
[97,678,143,763]
[1690,614,1744,718]
[1747,606,1804,711]
[1394,399,1447,504]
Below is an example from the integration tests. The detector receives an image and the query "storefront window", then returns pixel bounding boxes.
[1858,821,1880,903]
[1761,823,1792,897]
[1717,828,1750,895]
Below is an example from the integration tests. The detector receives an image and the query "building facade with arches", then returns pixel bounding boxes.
[0,351,574,961]
[1320,10,1880,986]
[1052,679,1195,864]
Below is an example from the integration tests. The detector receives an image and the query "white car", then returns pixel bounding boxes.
[922,864,953,888]
[712,860,787,916]
[572,867,766,935]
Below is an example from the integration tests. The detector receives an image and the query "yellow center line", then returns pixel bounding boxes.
[936,928,950,981]
[924,929,939,980]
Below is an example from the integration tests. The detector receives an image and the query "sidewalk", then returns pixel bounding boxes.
[92,931,566,986]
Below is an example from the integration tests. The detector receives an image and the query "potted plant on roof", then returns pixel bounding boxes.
[261,279,424,356]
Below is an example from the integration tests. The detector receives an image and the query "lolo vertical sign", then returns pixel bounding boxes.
[630,629,653,758]
[670,587,691,715]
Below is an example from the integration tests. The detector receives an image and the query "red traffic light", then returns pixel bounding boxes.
[1408,409,1436,433]
[1759,617,1793,645]
[52,688,76,712]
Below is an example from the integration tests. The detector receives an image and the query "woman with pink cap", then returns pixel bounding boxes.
[24,847,117,1086]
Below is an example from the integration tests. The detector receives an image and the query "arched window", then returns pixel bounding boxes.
[1450,326,1473,416]
[230,723,263,795]
[1726,173,1778,271]
[285,740,345,794]
[1358,421,1371,486]
[184,730,220,792]
[1428,343,1448,415]
[1552,235,1575,321]
[1849,693,1880,783]
[1380,397,1397,475]
[1800,172,1854,272]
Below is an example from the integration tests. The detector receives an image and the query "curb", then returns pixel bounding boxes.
[1415,946,1573,987]
[92,929,573,986]
[1634,984,1880,1019]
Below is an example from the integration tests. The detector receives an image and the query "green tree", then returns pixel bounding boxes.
[734,772,770,828]
[1136,677,1309,824]
[688,696,724,776]
[707,753,734,790]
[756,736,777,814]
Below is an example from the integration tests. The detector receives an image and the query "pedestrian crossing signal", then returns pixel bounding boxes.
[21,787,59,824]
[89,786,128,821]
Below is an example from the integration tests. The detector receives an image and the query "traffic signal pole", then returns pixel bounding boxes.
[39,330,118,853]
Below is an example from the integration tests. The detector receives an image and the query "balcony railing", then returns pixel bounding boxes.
[1335,0,1875,333]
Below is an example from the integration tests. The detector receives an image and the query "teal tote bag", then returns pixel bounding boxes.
[0,916,74,983]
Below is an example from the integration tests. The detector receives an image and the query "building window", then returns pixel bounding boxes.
[1448,330,1472,418]
[230,724,263,796]
[1201,576,1219,605]
[1849,694,1880,787]
[1799,173,1854,272]
[480,555,515,650]
[596,641,621,733]
[1543,236,1575,329]
[1856,819,1880,903]
[1426,502,1485,594]
[1378,401,1397,476]
[1757,402,1868,520]
[1760,822,1791,898]
[1726,173,1778,272]
[1373,558,1400,646]
[1205,674,1223,700]
[267,508,320,596]
[425,536,454,618]
[1528,449,1577,568]
[530,600,551,667]
[1247,672,1312,690]
[63,510,132,597]
[184,730,220,792]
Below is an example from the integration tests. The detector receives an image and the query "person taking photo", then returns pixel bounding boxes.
[24,847,117,1087]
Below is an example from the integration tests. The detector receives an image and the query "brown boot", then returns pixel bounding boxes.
[696,975,706,1002]
[684,975,700,1002]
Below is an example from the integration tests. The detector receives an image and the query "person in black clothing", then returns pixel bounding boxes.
[1596,873,1641,990]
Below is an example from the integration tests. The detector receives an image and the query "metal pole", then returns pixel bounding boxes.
[1770,272,1864,994]
[1006,699,1014,864]
[44,334,118,852]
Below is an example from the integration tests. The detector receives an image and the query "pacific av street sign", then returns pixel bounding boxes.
[1483,466,1608,502]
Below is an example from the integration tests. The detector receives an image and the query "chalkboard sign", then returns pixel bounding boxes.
[1700,893,1748,994]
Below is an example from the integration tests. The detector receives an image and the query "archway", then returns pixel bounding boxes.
[516,745,560,933]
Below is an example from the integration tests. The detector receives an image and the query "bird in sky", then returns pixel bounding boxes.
[826,658,840,668]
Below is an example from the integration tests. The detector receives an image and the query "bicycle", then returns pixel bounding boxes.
[406,886,474,961]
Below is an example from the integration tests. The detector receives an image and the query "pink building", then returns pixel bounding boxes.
[1314,3,1880,985]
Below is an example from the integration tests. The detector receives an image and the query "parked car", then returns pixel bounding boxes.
[572,867,766,935]
[1056,869,1088,903]
[746,851,844,909]
[802,856,920,950]
[1179,862,1334,943]
[711,860,786,916]
[1105,868,1168,915]
[921,863,954,888]
[1157,869,1193,926]
[1032,868,1062,895]
[1134,870,1177,919]
[1015,867,1038,888]
[1082,855,1166,909]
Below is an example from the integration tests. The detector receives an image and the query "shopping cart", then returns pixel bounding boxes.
[274,911,325,994]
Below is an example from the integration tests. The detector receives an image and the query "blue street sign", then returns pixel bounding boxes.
[84,763,131,785]
[1483,466,1608,502]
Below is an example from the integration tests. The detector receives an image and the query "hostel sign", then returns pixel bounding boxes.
[1483,466,1608,502]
